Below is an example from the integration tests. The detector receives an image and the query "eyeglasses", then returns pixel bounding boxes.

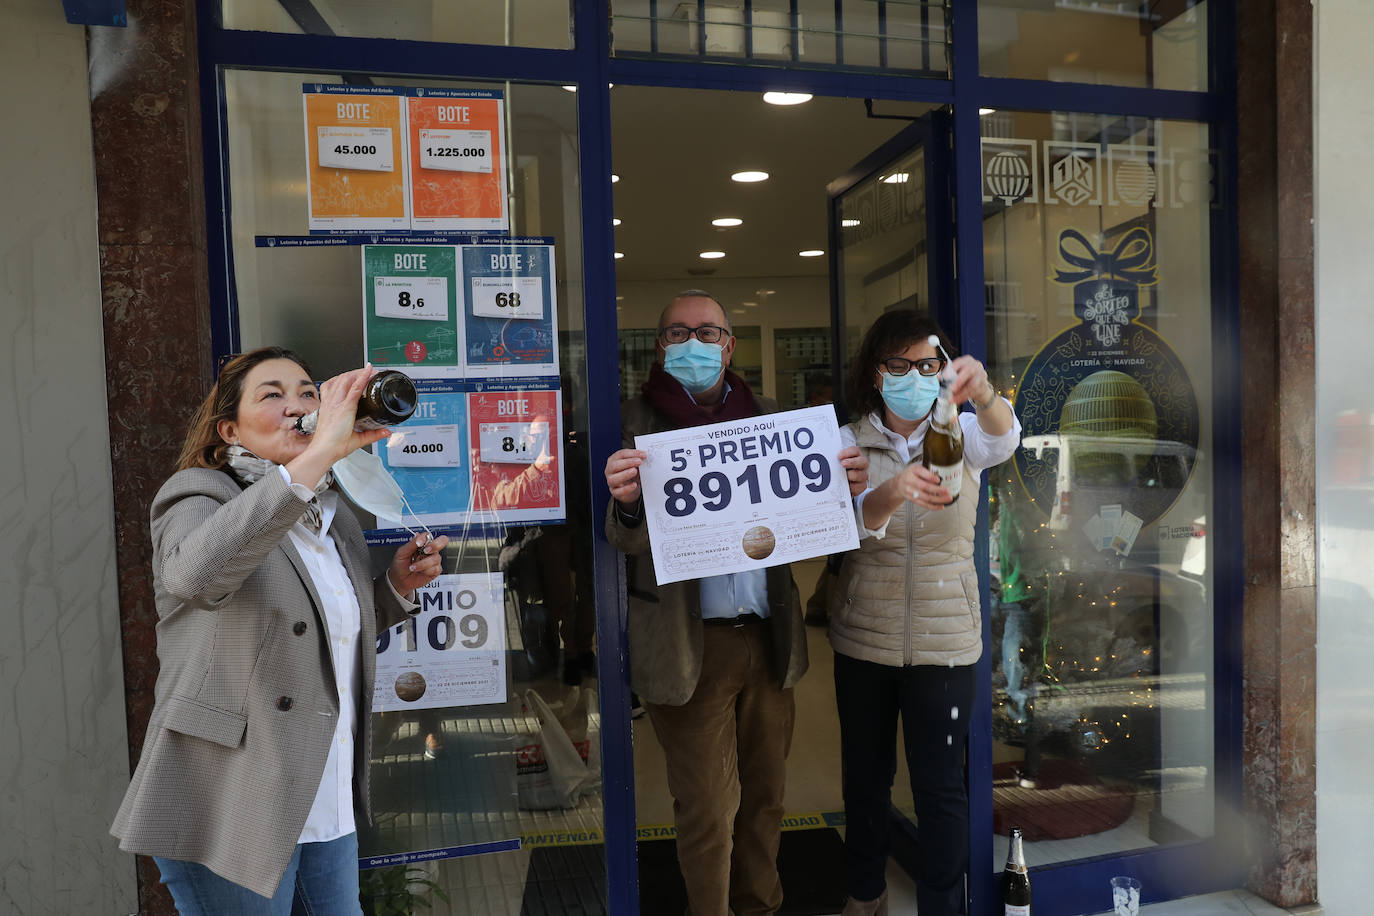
[879,356,946,377]
[660,324,731,345]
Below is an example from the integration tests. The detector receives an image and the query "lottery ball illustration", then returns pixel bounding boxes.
[741,525,776,560]
[394,671,427,702]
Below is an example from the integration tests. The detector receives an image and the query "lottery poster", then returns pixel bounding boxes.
[634,405,859,586]
[407,89,508,233]
[373,573,507,712]
[374,383,473,528]
[466,388,565,524]
[362,244,461,377]
[461,243,559,378]
[303,85,409,231]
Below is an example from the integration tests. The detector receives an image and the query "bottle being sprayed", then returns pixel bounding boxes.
[1001,826,1032,914]
[295,369,417,434]
[921,334,964,503]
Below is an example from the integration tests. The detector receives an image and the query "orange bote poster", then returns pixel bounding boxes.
[407,89,508,233]
[302,84,409,231]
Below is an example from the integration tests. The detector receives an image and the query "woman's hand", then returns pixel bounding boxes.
[306,364,391,464]
[386,532,450,600]
[888,462,953,510]
[838,446,869,497]
[605,448,647,509]
[943,355,996,408]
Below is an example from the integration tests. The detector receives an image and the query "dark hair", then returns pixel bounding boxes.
[176,346,314,471]
[846,310,955,417]
[659,289,731,332]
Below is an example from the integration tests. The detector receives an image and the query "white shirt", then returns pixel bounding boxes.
[275,466,414,843]
[843,403,1022,539]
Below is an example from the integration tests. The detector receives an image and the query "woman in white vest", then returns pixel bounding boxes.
[830,311,1020,916]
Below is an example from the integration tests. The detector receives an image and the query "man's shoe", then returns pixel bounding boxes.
[841,890,888,916]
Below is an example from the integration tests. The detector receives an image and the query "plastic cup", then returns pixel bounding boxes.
[1111,876,1141,916]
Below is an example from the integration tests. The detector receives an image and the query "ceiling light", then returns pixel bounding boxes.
[700,251,726,259]
[798,249,824,258]
[712,217,743,227]
[742,301,758,307]
[731,170,769,183]
[763,91,812,106]
[612,218,622,226]
[611,174,620,183]
[881,173,910,184]
[979,107,997,116]
[614,252,624,259]
[842,218,861,228]
[732,308,746,314]
[562,85,577,92]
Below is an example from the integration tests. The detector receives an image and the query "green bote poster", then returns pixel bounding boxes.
[362,244,460,377]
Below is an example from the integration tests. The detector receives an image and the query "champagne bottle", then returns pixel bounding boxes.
[922,362,964,502]
[1001,826,1032,915]
[295,369,417,433]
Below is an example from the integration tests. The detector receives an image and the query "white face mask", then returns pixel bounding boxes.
[332,448,406,525]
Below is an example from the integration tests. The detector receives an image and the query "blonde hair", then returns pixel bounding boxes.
[176,346,313,471]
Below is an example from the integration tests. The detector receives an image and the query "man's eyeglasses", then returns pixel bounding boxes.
[879,356,946,377]
[660,324,731,345]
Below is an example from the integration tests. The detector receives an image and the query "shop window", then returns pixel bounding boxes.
[981,110,1217,871]
[223,70,604,914]
[611,0,951,76]
[978,0,1209,91]
[222,0,574,50]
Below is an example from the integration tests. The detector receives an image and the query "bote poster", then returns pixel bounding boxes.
[466,388,566,524]
[1013,227,1199,547]
[362,244,462,377]
[460,243,559,378]
[407,89,508,233]
[303,85,409,231]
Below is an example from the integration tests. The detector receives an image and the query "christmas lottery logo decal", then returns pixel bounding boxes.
[1013,227,1199,544]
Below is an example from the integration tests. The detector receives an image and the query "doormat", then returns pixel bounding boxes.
[992,758,1135,842]
[521,828,847,916]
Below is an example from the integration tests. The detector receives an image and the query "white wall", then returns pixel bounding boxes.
[1315,3,1374,914]
[0,3,136,913]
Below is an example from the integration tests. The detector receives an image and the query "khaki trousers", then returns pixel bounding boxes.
[645,620,796,916]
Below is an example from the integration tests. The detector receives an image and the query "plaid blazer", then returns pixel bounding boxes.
[111,467,412,898]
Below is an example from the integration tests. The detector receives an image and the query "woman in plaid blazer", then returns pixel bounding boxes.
[111,347,448,913]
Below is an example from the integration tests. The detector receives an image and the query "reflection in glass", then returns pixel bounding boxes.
[978,0,1209,91]
[222,0,573,50]
[983,111,1215,871]
[612,0,950,76]
[224,71,603,915]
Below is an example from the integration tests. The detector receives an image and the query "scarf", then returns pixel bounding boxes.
[641,362,759,429]
[225,445,332,532]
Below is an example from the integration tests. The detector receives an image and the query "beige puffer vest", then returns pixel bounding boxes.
[827,415,983,668]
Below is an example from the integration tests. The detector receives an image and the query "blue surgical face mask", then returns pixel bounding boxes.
[663,338,725,395]
[879,370,940,422]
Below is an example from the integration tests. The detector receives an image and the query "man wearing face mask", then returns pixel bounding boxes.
[604,291,868,916]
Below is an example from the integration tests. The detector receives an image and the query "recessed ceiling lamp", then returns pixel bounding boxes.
[611,174,620,183]
[712,217,743,227]
[700,251,726,259]
[612,218,622,226]
[562,85,577,92]
[742,301,758,307]
[798,249,825,257]
[763,91,812,105]
[842,218,861,228]
[979,107,997,116]
[731,170,769,183]
[614,252,624,259]
[881,173,910,184]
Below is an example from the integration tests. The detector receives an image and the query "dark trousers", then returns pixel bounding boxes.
[833,653,976,915]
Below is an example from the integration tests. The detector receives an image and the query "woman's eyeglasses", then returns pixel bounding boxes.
[659,324,730,345]
[879,356,946,377]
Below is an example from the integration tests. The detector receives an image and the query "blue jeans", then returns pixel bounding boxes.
[155,832,362,916]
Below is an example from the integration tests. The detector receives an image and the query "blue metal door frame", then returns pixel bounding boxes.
[191,0,1242,911]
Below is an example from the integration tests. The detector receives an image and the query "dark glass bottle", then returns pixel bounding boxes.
[1002,826,1031,914]
[295,370,417,433]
